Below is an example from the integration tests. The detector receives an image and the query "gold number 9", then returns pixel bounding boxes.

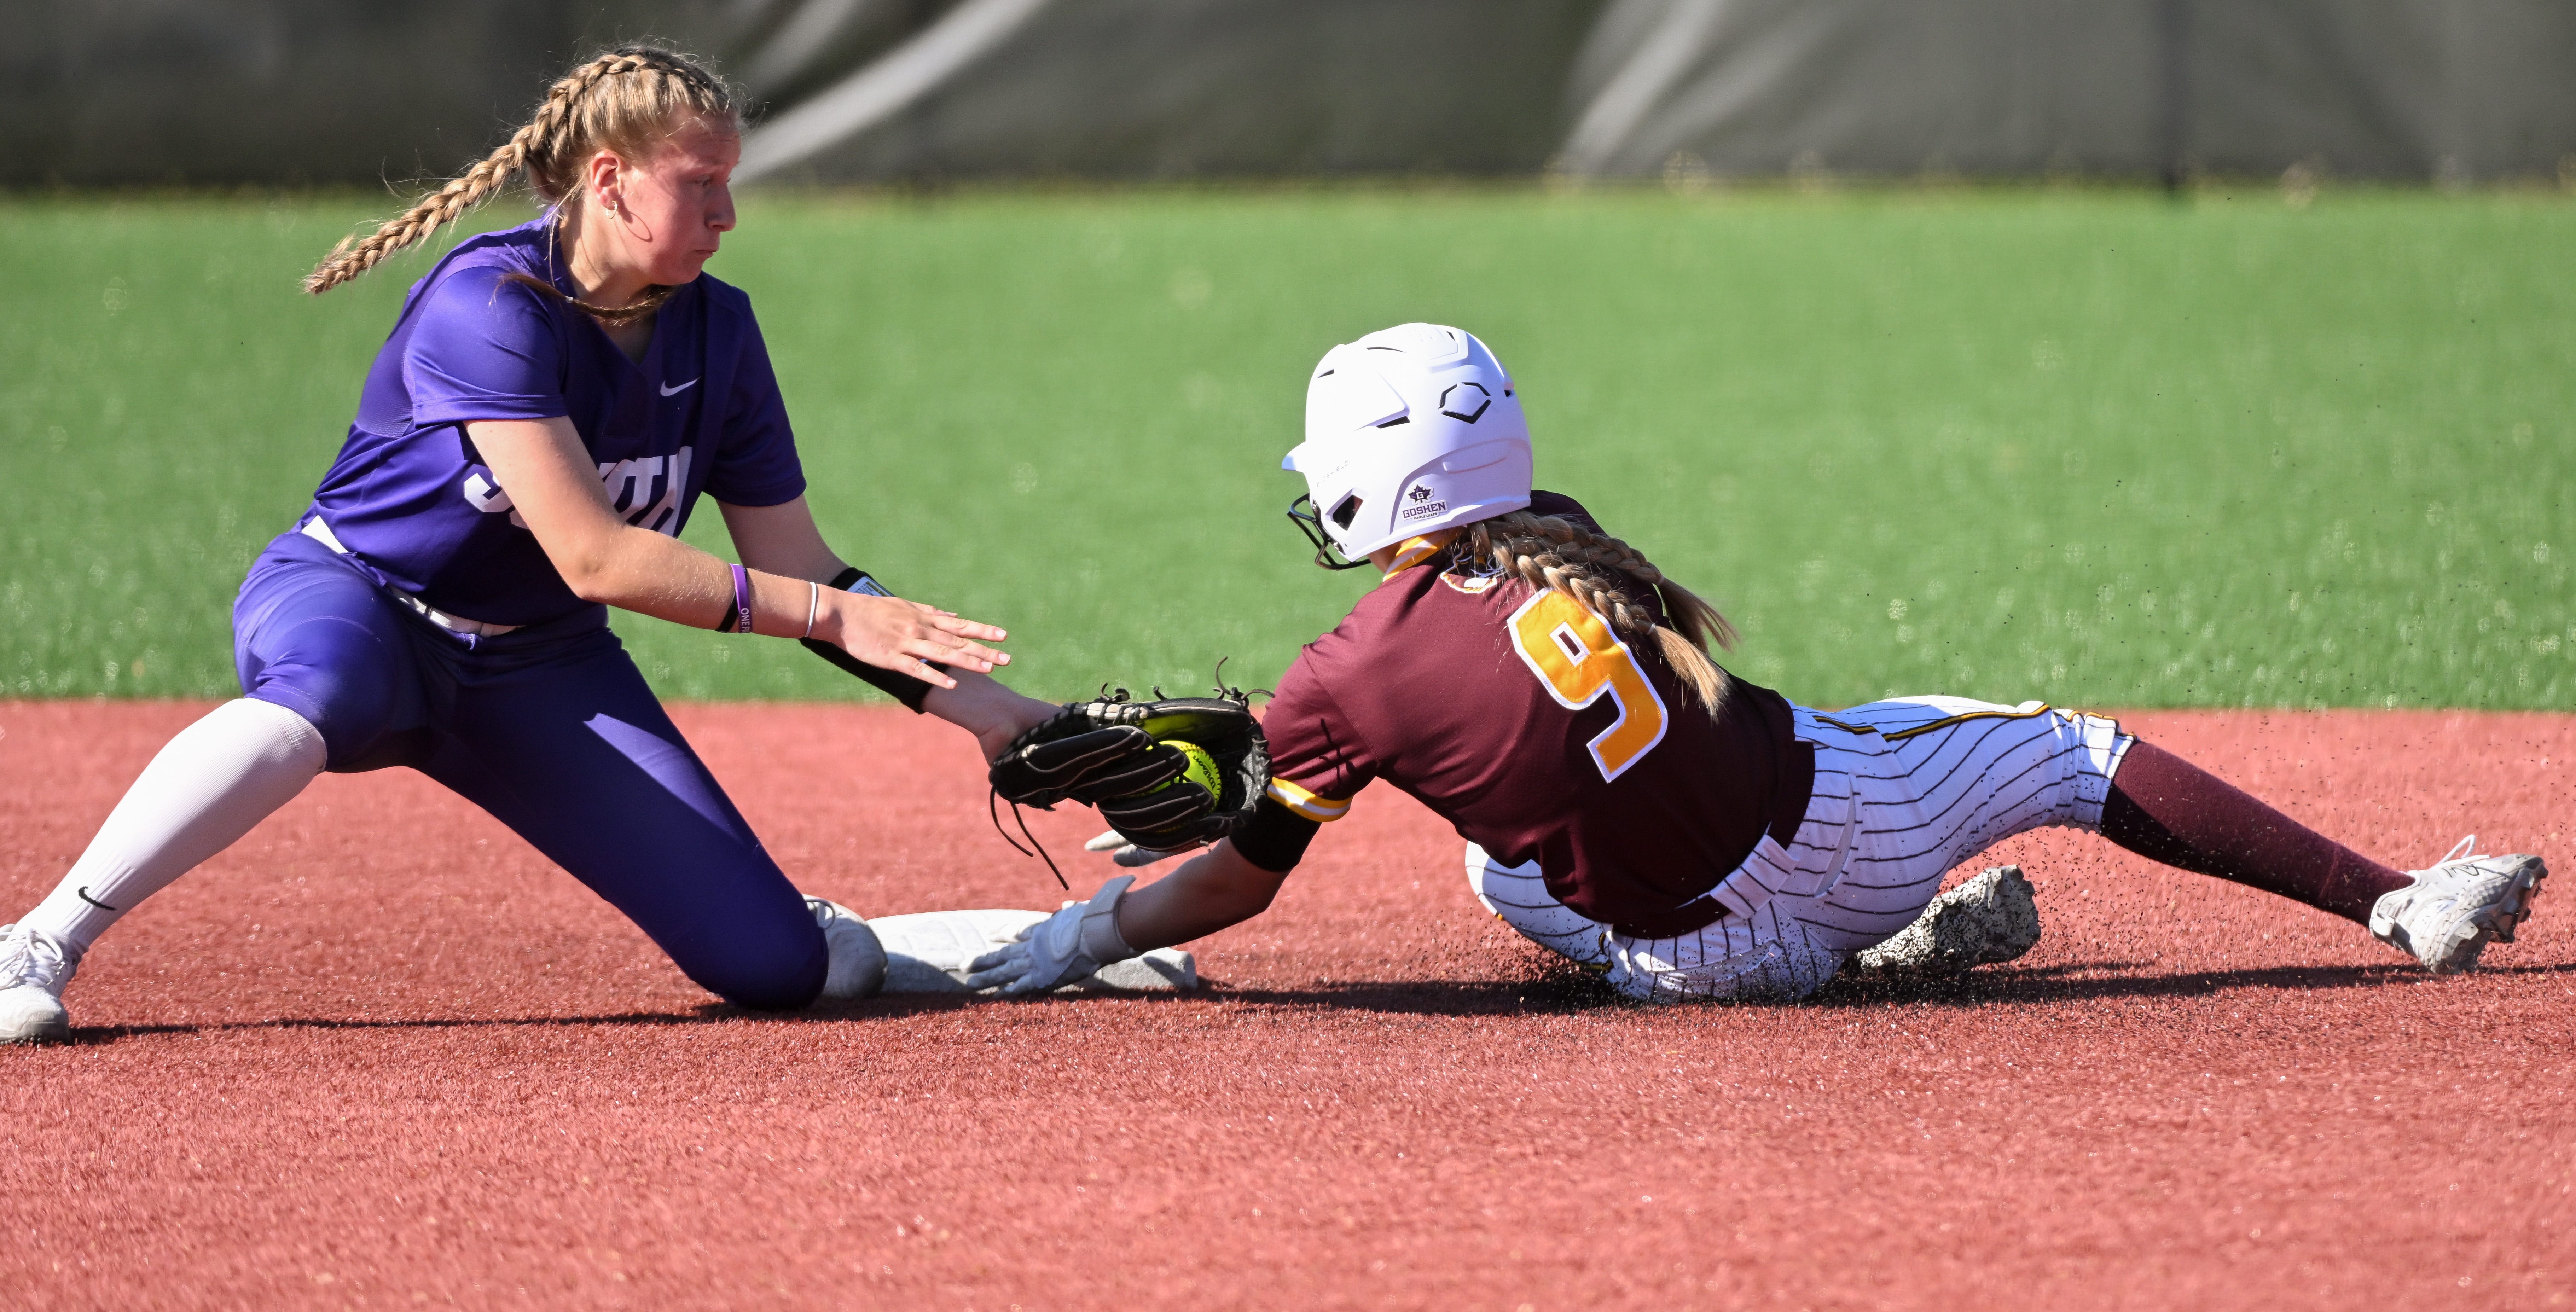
[1506,590,1670,782]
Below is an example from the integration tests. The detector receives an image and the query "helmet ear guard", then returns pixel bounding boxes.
[1282,323,1534,567]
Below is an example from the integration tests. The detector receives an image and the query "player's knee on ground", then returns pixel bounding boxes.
[630,871,830,1011]
[1606,907,1842,1004]
[674,916,830,1012]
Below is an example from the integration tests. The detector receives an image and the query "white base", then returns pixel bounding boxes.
[866,910,1199,994]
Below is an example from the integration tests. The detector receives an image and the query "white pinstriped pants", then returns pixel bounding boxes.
[1467,697,2133,1004]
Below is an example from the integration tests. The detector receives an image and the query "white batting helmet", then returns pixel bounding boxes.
[1281,323,1533,568]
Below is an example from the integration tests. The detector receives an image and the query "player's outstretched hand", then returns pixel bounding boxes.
[963,876,1139,994]
[823,591,1009,689]
[1085,829,1193,867]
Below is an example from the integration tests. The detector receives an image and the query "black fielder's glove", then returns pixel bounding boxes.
[988,691,1269,852]
[988,703,1175,810]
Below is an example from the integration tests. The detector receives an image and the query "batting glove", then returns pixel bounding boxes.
[963,875,1140,994]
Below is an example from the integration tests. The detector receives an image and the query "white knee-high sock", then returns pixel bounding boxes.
[18,698,325,954]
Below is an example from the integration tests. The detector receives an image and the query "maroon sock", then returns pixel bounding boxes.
[2099,739,2411,924]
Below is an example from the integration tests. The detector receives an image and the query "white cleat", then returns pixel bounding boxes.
[1849,865,2043,978]
[2371,836,2547,974]
[806,897,888,1001]
[0,924,80,1044]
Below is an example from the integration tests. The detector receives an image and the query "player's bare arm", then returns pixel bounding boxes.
[472,418,1009,685]
[1108,842,1287,950]
[715,499,1061,753]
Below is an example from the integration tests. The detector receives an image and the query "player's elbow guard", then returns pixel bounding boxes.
[1229,797,1323,875]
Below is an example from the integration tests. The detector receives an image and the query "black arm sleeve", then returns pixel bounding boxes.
[799,567,942,713]
[1228,796,1323,874]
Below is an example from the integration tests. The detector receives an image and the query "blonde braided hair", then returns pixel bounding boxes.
[303,45,740,323]
[1467,511,1739,716]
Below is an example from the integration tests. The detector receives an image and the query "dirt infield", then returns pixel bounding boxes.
[0,701,2568,1310]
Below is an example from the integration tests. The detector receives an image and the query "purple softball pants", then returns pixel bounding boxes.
[232,529,827,1010]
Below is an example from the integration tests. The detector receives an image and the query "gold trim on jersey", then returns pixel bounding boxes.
[1266,776,1353,823]
[1811,700,2058,742]
[1380,529,1462,580]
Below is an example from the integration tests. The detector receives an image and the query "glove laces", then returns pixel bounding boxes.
[989,790,1069,889]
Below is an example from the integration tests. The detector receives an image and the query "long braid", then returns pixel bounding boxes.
[303,47,737,302]
[302,53,616,296]
[1468,511,1738,716]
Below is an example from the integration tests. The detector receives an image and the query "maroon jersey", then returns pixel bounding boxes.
[1259,492,1809,934]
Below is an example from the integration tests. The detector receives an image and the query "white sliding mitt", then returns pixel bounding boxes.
[964,875,1141,995]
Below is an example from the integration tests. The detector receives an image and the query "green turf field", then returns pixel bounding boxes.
[1,187,2569,709]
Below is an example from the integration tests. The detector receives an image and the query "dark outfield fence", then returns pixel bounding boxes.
[6,0,2572,187]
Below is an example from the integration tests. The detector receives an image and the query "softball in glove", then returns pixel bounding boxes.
[988,689,1270,852]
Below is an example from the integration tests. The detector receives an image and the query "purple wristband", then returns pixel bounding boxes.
[722,563,754,634]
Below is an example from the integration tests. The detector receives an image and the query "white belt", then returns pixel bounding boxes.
[300,516,522,638]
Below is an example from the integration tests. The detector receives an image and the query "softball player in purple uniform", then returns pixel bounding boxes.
[969,323,2547,1002]
[0,48,1061,1041]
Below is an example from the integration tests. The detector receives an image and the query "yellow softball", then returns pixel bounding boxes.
[1140,739,1223,800]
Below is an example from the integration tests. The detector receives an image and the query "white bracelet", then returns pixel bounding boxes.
[802,579,821,639]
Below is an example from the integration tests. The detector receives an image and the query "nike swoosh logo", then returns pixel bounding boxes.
[660,378,699,397]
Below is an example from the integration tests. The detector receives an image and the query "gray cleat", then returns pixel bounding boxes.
[1849,865,2043,978]
[2370,837,2547,974]
[0,923,79,1044]
[807,896,889,1000]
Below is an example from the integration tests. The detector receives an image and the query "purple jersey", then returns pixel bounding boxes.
[302,219,806,627]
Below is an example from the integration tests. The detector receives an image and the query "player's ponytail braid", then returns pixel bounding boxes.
[303,45,739,324]
[1467,512,1740,717]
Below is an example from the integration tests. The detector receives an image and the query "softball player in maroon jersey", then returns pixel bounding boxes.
[970,323,2545,1003]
